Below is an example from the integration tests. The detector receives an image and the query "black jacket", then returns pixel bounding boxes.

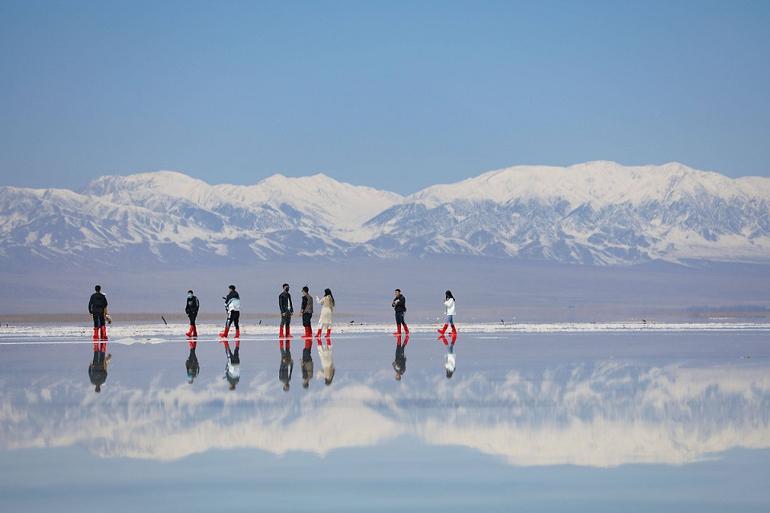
[392,294,406,313]
[185,295,199,316]
[88,292,108,315]
[279,290,294,315]
[224,290,239,309]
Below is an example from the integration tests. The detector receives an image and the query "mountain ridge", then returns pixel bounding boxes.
[2,161,769,267]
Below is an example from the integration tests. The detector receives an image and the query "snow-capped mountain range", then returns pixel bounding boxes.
[1,161,769,267]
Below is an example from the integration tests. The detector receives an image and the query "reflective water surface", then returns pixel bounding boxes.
[1,331,769,512]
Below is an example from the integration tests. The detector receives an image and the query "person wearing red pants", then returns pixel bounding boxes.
[391,289,409,336]
[315,288,335,339]
[219,285,240,338]
[278,283,294,339]
[300,286,313,337]
[185,290,200,338]
[437,290,457,337]
[88,285,109,341]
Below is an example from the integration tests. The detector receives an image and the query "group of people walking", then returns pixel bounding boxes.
[87,284,458,340]
[86,284,458,393]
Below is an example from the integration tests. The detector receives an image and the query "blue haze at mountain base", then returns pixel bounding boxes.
[1,331,769,512]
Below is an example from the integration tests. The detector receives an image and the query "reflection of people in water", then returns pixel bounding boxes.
[393,333,409,381]
[88,341,111,393]
[279,339,293,391]
[317,333,335,385]
[439,331,458,379]
[222,339,240,390]
[301,337,314,389]
[186,339,200,384]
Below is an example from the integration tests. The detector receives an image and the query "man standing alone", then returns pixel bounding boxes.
[279,283,294,339]
[392,288,409,335]
[88,285,109,341]
[185,289,199,338]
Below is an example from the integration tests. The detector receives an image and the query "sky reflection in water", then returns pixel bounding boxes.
[1,331,769,512]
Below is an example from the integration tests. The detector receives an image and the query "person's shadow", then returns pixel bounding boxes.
[88,341,112,393]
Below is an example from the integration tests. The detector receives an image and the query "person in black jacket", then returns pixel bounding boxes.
[278,283,294,339]
[88,285,109,341]
[185,290,200,338]
[392,289,409,335]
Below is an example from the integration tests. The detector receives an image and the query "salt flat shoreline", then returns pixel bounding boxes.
[1,321,769,340]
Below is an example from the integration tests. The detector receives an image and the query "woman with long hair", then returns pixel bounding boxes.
[315,288,335,338]
[438,290,457,336]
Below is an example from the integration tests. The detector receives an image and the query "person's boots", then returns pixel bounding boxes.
[438,324,448,336]
[234,328,240,338]
[451,324,457,334]
[219,325,229,338]
[315,328,322,338]
[393,324,401,336]
[279,326,285,339]
[286,325,292,338]
[403,323,410,335]
[192,325,198,337]
[100,326,108,341]
[325,328,331,339]
[186,325,193,337]
[92,328,99,341]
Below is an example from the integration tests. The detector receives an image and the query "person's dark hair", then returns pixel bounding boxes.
[395,288,401,293]
[229,285,236,290]
[282,283,289,289]
[445,290,454,300]
[95,285,101,292]
[188,289,194,294]
[325,288,335,307]
[302,286,309,293]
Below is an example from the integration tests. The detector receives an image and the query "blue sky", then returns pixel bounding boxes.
[1,0,769,194]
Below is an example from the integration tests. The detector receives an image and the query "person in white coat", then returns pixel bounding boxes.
[437,290,457,336]
[315,288,335,338]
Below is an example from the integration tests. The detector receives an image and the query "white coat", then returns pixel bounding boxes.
[444,298,455,316]
[316,295,334,325]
